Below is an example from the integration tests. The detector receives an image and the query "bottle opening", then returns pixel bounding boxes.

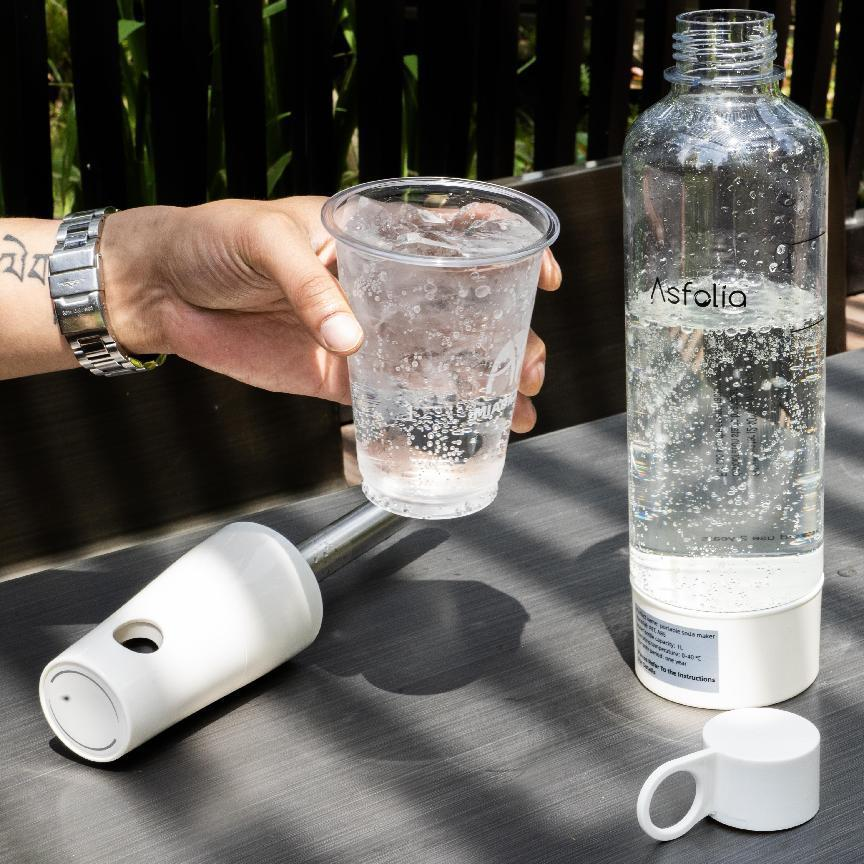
[666,9,782,86]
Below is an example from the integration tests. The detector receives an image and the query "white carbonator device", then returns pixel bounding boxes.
[622,10,827,708]
[39,504,405,762]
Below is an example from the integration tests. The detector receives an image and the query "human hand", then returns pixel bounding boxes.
[101,197,561,431]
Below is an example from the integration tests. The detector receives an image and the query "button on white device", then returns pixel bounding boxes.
[44,669,121,753]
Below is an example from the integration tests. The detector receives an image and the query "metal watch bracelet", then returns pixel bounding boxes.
[48,207,166,377]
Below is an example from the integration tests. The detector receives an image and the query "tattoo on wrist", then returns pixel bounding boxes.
[1,234,50,284]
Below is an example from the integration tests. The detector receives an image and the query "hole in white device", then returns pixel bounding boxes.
[114,620,163,654]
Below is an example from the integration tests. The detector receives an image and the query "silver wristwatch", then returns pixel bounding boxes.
[48,207,165,377]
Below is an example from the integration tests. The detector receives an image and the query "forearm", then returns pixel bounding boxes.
[0,209,176,381]
[0,219,77,379]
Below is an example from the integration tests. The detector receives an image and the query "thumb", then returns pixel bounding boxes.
[252,212,364,354]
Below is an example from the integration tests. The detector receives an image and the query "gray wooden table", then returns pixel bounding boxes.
[2,351,864,864]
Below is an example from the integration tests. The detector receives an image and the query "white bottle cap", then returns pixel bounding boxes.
[638,708,820,841]
[40,523,322,762]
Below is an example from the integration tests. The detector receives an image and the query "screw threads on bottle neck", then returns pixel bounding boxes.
[666,10,781,87]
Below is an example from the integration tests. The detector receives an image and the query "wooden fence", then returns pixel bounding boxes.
[0,0,862,571]
[1,1,863,219]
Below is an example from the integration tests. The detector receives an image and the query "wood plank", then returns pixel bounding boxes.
[533,0,585,170]
[294,0,337,196]
[476,0,519,180]
[587,0,638,160]
[266,4,294,199]
[146,0,211,206]
[0,0,53,217]
[218,0,268,199]
[356,0,404,183]
[848,212,864,296]
[505,160,627,432]
[640,0,687,111]
[845,293,864,350]
[0,361,344,572]
[417,0,478,177]
[789,0,840,118]
[831,0,864,216]
[824,118,847,355]
[66,0,129,209]
[273,1,337,196]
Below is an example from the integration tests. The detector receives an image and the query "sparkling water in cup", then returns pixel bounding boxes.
[322,177,559,519]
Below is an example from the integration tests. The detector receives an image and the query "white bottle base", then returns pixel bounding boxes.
[631,577,823,709]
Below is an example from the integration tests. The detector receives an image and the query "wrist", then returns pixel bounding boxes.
[100,206,180,355]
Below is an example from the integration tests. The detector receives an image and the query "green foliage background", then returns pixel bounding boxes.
[45,0,596,217]
[43,1,850,218]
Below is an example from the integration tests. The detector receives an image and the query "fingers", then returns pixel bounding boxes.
[511,393,537,434]
[513,330,546,431]
[318,236,338,273]
[247,211,364,355]
[538,248,562,292]
[519,330,546,398]
[166,304,352,401]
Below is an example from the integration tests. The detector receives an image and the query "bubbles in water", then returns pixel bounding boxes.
[339,198,542,517]
[627,278,824,610]
[344,198,543,259]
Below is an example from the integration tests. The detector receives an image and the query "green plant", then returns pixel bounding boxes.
[117,0,153,207]
[39,1,699,212]
[46,0,78,215]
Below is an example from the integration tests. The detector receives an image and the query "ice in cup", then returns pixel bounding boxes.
[322,177,560,519]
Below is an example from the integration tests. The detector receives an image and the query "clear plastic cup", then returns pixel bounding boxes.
[322,177,559,519]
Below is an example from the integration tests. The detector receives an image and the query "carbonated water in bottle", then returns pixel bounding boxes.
[623,10,827,708]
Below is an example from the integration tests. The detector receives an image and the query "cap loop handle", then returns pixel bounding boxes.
[637,748,715,841]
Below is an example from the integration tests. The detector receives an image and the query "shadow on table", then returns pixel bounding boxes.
[38,525,532,768]
[307,528,530,695]
[25,523,578,863]
[12,385,864,863]
[572,530,634,668]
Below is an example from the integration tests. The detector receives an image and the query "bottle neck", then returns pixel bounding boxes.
[665,10,783,92]
[669,79,783,98]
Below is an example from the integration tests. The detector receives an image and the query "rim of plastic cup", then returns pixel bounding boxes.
[321,176,561,268]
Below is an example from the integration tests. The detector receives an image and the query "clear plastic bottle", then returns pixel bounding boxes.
[622,10,827,708]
